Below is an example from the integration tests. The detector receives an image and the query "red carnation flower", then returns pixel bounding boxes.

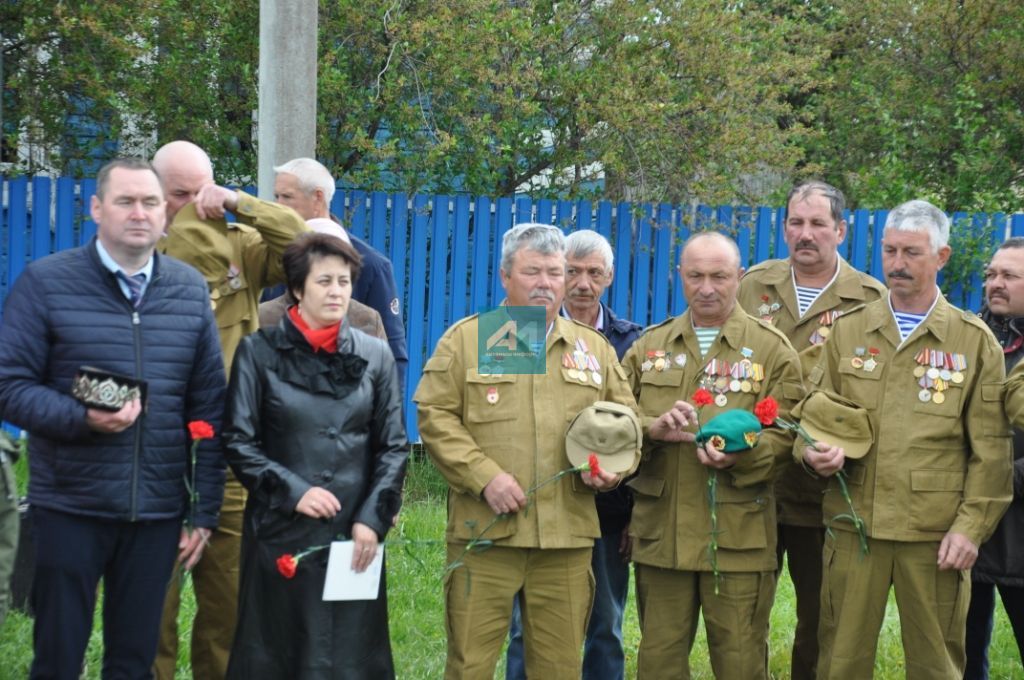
[276,554,298,579]
[188,420,215,440]
[692,388,714,408]
[753,397,779,426]
[588,453,602,476]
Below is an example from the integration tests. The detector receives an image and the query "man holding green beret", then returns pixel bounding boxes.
[622,231,803,679]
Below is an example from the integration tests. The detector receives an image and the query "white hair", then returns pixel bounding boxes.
[500,223,566,273]
[305,218,350,244]
[565,229,613,272]
[273,158,336,204]
[884,199,950,253]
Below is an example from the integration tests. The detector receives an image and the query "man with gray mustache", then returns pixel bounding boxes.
[737,181,885,679]
[799,199,1011,677]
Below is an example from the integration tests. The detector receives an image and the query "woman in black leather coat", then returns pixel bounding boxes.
[223,232,408,679]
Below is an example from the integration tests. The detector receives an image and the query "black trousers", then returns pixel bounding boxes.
[965,580,1024,680]
[29,506,179,680]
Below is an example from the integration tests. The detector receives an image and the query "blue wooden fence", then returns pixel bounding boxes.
[4,176,1024,438]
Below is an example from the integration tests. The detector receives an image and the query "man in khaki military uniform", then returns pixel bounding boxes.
[415,223,640,680]
[151,140,308,679]
[737,180,885,680]
[622,232,803,679]
[800,199,1012,679]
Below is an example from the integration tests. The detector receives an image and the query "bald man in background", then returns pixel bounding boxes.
[151,140,308,679]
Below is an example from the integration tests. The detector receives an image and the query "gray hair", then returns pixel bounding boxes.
[500,223,566,273]
[679,231,742,270]
[273,157,336,204]
[884,199,950,253]
[787,180,846,227]
[565,229,614,272]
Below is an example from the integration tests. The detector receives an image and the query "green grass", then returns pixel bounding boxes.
[2,453,1022,678]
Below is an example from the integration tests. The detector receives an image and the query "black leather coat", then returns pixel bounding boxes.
[975,308,1024,587]
[223,315,408,680]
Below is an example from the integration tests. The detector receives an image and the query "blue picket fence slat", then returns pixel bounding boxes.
[6,175,1024,438]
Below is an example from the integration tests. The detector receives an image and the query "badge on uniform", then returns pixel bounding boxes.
[486,386,499,405]
[757,295,781,322]
[809,309,845,346]
[563,338,602,384]
[913,347,966,403]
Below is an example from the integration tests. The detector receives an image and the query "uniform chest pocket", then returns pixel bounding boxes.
[211,277,252,329]
[837,360,884,408]
[465,371,518,423]
[912,390,964,419]
[637,368,686,414]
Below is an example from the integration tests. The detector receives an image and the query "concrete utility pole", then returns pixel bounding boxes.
[257,0,318,199]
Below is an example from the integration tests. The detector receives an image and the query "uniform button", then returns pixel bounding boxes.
[320,470,334,482]
[326,427,338,439]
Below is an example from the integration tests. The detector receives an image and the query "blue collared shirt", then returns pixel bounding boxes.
[95,239,154,302]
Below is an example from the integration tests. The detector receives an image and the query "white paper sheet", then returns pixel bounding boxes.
[322,540,383,601]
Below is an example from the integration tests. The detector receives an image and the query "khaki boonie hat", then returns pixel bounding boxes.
[793,391,874,459]
[565,401,642,474]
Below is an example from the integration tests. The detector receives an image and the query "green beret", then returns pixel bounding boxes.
[695,409,762,453]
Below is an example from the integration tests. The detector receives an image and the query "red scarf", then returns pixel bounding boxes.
[288,305,340,353]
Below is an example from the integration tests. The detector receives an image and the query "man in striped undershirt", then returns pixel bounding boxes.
[737,181,886,680]
[799,199,1012,678]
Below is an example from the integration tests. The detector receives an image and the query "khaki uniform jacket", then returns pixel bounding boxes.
[158,195,308,374]
[738,258,886,526]
[806,295,1012,545]
[622,304,804,572]
[414,315,639,549]
[1006,359,1024,427]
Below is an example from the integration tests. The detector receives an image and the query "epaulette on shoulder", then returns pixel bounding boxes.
[638,316,675,337]
[743,259,780,276]
[961,310,991,330]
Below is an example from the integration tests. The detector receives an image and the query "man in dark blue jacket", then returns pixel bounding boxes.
[272,157,409,393]
[507,229,642,680]
[0,158,226,679]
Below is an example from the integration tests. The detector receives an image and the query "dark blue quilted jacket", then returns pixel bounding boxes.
[0,239,227,527]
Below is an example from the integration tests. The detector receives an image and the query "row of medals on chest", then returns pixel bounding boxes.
[642,349,765,408]
[484,337,603,405]
[847,346,967,404]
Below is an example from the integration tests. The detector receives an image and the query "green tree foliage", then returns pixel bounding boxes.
[1,0,818,202]
[3,0,1024,213]
[803,0,1024,213]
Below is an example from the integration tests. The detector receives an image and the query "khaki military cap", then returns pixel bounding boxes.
[793,391,874,459]
[565,401,642,474]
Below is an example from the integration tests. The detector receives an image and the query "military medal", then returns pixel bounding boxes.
[675,354,687,368]
[809,310,845,345]
[914,348,967,403]
[227,263,242,290]
[486,387,499,404]
[592,371,602,384]
[863,347,880,373]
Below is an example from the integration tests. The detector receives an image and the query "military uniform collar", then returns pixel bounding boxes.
[671,303,749,358]
[864,288,950,348]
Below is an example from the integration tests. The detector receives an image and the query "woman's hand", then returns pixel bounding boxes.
[296,487,342,519]
[350,522,380,573]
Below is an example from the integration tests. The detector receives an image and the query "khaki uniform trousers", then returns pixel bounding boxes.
[777,524,825,680]
[818,530,970,679]
[635,564,776,679]
[444,544,593,680]
[153,477,245,680]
